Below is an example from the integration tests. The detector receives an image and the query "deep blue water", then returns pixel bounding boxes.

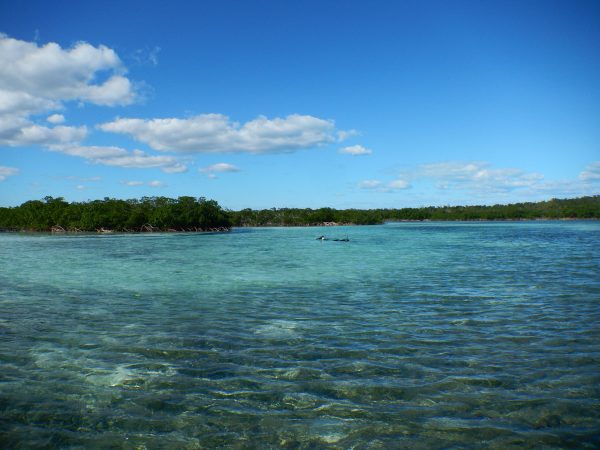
[1,222,599,448]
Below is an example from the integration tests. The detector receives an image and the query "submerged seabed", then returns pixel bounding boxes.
[1,222,599,448]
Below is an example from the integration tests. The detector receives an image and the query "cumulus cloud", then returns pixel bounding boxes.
[0,34,136,149]
[99,114,341,154]
[0,33,363,182]
[339,144,372,156]
[54,146,187,173]
[0,90,58,116]
[0,34,135,107]
[580,161,600,182]
[0,122,87,147]
[147,180,165,187]
[0,165,19,181]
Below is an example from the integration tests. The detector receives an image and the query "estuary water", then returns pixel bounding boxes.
[0,222,599,448]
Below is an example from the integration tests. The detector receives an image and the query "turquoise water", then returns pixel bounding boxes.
[1,222,599,448]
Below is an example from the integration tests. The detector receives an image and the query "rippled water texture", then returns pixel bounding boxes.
[1,222,599,448]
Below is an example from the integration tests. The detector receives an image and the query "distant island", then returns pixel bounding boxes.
[0,195,598,233]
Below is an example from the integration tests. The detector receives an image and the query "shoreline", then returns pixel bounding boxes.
[1,217,598,234]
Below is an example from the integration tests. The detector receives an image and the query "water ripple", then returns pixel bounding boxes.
[1,222,599,447]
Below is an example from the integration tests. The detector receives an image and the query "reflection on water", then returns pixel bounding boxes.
[1,222,599,447]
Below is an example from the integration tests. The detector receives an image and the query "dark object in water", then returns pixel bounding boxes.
[316,235,349,242]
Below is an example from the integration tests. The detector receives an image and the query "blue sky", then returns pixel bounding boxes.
[1,0,599,209]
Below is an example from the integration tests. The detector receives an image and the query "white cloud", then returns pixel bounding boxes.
[580,161,600,182]
[358,180,382,189]
[122,179,165,187]
[420,161,543,192]
[336,129,359,141]
[99,114,341,154]
[0,34,135,107]
[359,178,410,192]
[0,90,58,116]
[47,114,65,124]
[388,179,410,189]
[131,46,161,66]
[161,163,188,173]
[200,162,240,173]
[0,165,19,181]
[0,34,135,149]
[97,150,176,170]
[339,144,372,156]
[359,161,545,195]
[200,162,240,179]
[54,145,187,173]
[0,121,87,147]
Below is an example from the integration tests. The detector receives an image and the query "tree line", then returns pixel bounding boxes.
[0,195,598,232]
[0,196,231,232]
[230,195,600,226]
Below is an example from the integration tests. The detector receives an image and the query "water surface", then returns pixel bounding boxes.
[1,222,599,448]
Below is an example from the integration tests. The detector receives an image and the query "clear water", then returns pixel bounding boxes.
[1,222,599,448]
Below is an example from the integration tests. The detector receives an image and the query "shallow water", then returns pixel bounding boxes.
[1,222,599,448]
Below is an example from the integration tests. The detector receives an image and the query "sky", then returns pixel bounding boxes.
[0,0,599,209]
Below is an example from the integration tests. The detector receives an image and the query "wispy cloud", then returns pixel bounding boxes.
[122,180,166,187]
[358,180,382,189]
[339,144,372,156]
[99,114,348,154]
[131,46,161,67]
[358,178,410,192]
[0,165,19,181]
[359,161,546,195]
[200,162,240,179]
[580,161,600,182]
[68,175,101,182]
[161,163,188,173]
[420,161,543,192]
[388,179,410,189]
[54,146,187,173]
[336,129,359,141]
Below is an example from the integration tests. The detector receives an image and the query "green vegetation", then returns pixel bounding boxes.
[229,196,600,226]
[0,195,598,232]
[0,196,231,232]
